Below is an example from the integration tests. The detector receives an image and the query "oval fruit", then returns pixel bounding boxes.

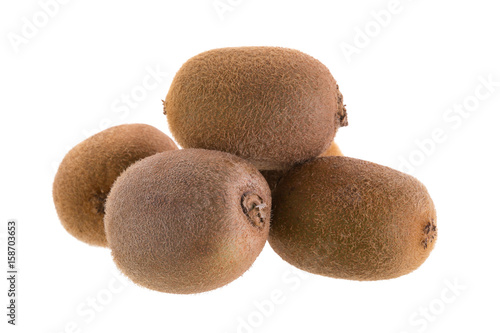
[269,156,437,281]
[53,124,177,247]
[164,46,347,170]
[104,149,271,294]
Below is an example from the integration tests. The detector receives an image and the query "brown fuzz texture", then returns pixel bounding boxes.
[104,149,271,294]
[53,124,177,247]
[164,46,347,170]
[261,141,344,192]
[269,156,437,281]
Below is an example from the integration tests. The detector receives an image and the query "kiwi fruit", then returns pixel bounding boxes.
[163,46,347,171]
[261,141,343,192]
[269,156,437,281]
[104,149,271,294]
[53,124,177,247]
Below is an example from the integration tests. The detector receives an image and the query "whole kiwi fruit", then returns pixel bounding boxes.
[53,124,177,247]
[104,149,271,294]
[163,46,347,171]
[269,156,437,281]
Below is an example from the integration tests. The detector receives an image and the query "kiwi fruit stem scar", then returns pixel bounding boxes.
[241,192,266,228]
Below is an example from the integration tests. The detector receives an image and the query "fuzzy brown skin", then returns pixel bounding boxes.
[269,156,437,281]
[261,141,343,192]
[104,149,271,294]
[164,46,348,170]
[53,124,178,247]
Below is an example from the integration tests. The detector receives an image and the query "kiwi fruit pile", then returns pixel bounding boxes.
[53,46,437,294]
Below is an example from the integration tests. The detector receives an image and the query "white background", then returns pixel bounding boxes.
[1,0,499,332]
